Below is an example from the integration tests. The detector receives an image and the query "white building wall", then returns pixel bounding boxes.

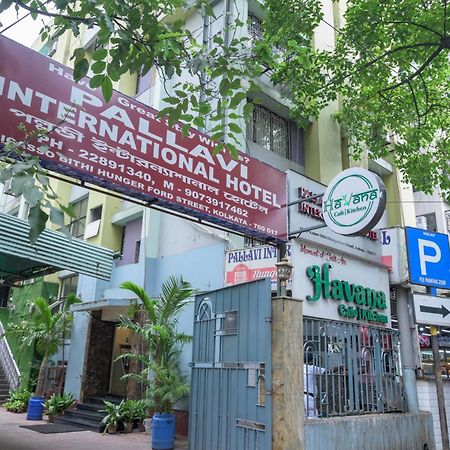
[417,378,450,450]
[414,189,450,235]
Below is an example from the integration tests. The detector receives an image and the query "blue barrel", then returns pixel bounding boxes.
[152,413,175,450]
[26,396,44,420]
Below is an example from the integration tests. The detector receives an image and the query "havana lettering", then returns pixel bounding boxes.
[306,263,388,325]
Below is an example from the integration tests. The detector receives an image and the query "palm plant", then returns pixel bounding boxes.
[118,276,196,412]
[1,294,80,397]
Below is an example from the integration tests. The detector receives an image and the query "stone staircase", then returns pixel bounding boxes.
[0,365,10,404]
[54,396,124,431]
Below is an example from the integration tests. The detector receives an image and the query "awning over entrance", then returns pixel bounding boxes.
[0,213,114,283]
[71,298,133,312]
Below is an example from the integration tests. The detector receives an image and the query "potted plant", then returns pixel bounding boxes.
[119,400,135,433]
[44,392,76,422]
[59,392,76,412]
[43,395,59,423]
[1,294,80,420]
[100,400,121,434]
[119,276,196,450]
[133,400,149,432]
[148,362,190,449]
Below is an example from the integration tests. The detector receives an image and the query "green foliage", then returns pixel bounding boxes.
[119,276,196,413]
[100,400,122,430]
[2,388,32,413]
[0,142,75,243]
[44,392,76,416]
[99,399,149,431]
[264,0,450,193]
[118,399,149,423]
[0,295,80,396]
[147,362,190,414]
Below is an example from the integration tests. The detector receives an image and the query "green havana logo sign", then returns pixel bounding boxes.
[306,263,388,324]
[322,168,386,236]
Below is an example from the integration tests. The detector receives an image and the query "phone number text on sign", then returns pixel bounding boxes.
[0,36,287,242]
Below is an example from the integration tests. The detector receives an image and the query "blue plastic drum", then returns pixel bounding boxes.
[152,413,175,450]
[26,396,44,420]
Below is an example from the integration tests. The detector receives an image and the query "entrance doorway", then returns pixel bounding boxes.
[82,311,115,400]
[109,327,132,396]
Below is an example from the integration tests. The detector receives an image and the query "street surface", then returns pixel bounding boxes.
[0,408,188,450]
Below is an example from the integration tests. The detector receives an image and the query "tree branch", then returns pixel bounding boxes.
[380,46,444,94]
[381,20,443,37]
[406,80,421,128]
[13,0,89,23]
[361,42,441,69]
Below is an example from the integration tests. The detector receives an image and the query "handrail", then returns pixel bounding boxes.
[0,319,20,390]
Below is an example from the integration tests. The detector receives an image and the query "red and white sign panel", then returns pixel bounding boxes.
[0,37,287,242]
[225,245,292,291]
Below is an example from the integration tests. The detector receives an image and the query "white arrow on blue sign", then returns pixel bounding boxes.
[405,227,450,289]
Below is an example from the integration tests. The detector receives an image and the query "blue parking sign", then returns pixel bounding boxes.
[405,227,450,289]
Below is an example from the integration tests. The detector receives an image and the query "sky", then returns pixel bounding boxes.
[0,8,45,46]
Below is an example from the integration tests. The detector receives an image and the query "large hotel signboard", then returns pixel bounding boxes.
[0,37,287,243]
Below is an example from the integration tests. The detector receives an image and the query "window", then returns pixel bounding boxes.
[222,310,238,335]
[418,327,450,379]
[246,104,289,157]
[0,286,10,308]
[69,197,88,238]
[134,240,141,263]
[244,236,265,247]
[445,211,450,233]
[248,13,264,44]
[90,205,102,222]
[117,218,142,266]
[136,68,153,96]
[59,275,79,301]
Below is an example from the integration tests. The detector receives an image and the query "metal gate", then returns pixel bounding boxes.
[189,279,272,450]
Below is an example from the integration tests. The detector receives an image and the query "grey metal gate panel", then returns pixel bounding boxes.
[189,279,272,450]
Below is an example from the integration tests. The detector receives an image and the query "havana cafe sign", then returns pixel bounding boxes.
[306,263,388,325]
[322,168,386,236]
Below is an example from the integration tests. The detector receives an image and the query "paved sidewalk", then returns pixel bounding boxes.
[0,408,188,450]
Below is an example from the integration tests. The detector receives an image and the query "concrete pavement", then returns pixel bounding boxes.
[0,408,188,450]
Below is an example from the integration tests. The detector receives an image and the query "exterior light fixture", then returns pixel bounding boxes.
[275,256,293,297]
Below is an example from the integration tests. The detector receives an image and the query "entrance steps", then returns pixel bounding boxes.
[0,366,10,404]
[54,395,124,431]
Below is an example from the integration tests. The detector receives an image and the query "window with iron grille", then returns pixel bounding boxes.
[248,13,264,43]
[244,236,265,247]
[246,103,289,158]
[69,197,88,238]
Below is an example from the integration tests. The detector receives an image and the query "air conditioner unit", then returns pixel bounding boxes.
[416,216,428,230]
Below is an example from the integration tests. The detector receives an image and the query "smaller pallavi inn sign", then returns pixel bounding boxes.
[306,263,388,325]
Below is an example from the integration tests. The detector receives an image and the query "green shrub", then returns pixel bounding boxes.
[2,388,32,413]
[44,393,76,416]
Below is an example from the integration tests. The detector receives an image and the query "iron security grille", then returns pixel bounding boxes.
[304,317,405,418]
[248,13,264,43]
[246,103,289,158]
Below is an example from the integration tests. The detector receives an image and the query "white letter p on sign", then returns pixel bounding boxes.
[418,239,441,275]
